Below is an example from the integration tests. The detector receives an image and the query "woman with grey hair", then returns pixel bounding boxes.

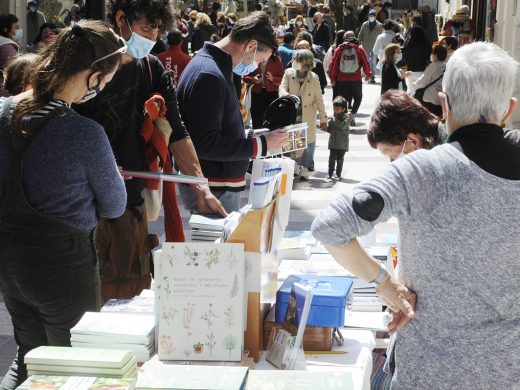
[279,49,327,180]
[311,42,520,388]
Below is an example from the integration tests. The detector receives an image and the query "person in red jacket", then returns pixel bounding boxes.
[329,31,371,125]
[244,53,284,129]
[157,29,191,87]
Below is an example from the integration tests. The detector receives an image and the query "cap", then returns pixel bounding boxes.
[28,0,38,5]
[368,9,377,15]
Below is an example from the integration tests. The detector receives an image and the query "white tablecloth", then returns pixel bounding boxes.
[255,329,375,390]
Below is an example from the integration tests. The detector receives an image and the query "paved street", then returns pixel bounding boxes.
[0,79,391,380]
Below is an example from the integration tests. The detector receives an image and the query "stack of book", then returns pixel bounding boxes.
[101,290,155,316]
[188,213,226,242]
[24,346,137,378]
[18,375,136,390]
[71,312,155,363]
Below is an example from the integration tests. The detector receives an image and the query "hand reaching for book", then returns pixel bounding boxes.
[376,274,416,335]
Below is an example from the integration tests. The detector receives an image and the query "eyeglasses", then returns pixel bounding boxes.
[90,36,127,68]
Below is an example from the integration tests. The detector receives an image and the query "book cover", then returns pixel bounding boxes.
[24,347,135,369]
[135,365,248,390]
[17,375,136,390]
[156,243,245,361]
[245,370,353,389]
[71,312,155,344]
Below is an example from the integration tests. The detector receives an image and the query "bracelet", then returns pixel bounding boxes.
[369,266,388,286]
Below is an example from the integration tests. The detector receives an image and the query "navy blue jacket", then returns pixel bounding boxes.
[177,43,266,192]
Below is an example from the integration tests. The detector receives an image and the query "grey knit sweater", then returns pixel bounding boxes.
[312,138,520,389]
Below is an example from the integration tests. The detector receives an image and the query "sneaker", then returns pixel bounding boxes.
[300,167,310,180]
[293,164,300,177]
[349,114,356,127]
[333,173,341,180]
[327,175,333,180]
[369,78,376,84]
[308,166,315,172]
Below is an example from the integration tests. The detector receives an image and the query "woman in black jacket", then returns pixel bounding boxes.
[402,17,432,94]
[381,43,410,94]
[191,13,218,53]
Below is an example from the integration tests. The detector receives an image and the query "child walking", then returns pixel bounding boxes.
[327,96,350,180]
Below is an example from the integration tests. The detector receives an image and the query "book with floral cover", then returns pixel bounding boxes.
[156,243,245,361]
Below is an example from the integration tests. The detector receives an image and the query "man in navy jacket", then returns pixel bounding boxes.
[177,12,288,212]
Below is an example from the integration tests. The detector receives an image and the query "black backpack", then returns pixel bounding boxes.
[262,95,301,130]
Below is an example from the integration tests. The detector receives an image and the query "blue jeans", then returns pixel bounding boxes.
[179,184,242,213]
[368,51,378,79]
[298,141,316,168]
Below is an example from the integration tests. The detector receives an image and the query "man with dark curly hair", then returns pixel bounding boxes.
[75,0,226,300]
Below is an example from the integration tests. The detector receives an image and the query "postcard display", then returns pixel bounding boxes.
[156,243,246,361]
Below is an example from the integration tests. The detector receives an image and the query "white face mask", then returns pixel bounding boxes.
[29,6,37,12]
[369,16,376,22]
[296,21,303,26]
[393,139,407,161]
[395,53,402,63]
[292,62,302,71]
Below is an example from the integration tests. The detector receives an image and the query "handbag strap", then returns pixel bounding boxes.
[422,72,444,92]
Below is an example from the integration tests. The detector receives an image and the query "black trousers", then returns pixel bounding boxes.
[333,80,363,114]
[0,232,101,390]
[328,149,347,176]
[251,89,279,129]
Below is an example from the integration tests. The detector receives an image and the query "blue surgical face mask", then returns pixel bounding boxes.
[14,28,23,40]
[232,45,258,76]
[124,19,156,59]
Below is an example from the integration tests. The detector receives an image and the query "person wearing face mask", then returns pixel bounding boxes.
[342,6,358,34]
[289,15,308,36]
[357,9,382,83]
[367,90,447,161]
[75,0,227,301]
[381,43,411,94]
[177,12,288,212]
[0,14,21,70]
[372,19,397,70]
[26,0,47,45]
[0,21,127,390]
[311,12,330,51]
[312,42,520,390]
[279,49,327,180]
[412,44,447,117]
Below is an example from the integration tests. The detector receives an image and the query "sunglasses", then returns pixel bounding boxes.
[90,36,127,68]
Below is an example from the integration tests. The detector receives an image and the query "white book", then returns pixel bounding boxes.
[70,334,153,348]
[71,312,155,344]
[71,343,152,363]
[135,365,248,389]
[188,214,226,231]
[156,243,246,361]
[101,297,155,315]
[344,311,389,331]
[24,347,135,369]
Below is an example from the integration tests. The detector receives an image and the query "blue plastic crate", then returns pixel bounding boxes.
[275,275,353,327]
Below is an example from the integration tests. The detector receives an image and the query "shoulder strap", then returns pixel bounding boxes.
[23,105,77,151]
[423,73,444,91]
[144,55,154,97]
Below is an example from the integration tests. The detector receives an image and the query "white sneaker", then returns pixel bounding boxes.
[300,167,310,180]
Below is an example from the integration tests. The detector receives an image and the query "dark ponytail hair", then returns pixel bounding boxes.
[11,20,123,135]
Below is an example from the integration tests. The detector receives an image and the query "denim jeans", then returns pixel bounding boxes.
[0,232,101,390]
[298,141,316,168]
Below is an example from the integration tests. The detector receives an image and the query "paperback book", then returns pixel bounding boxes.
[156,243,245,361]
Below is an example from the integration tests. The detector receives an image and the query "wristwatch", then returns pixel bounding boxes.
[369,266,388,286]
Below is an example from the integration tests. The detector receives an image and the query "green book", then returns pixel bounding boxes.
[245,370,354,389]
[135,365,249,390]
[17,375,136,390]
[27,355,137,377]
[24,346,135,369]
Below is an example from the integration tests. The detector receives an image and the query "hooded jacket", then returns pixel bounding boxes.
[329,39,371,82]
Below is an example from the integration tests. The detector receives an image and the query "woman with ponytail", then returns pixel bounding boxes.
[0,20,127,390]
